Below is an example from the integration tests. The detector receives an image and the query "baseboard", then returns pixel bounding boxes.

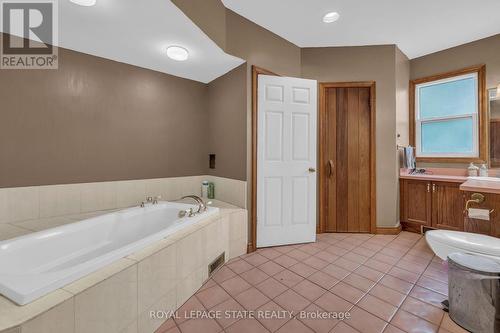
[376,225,402,235]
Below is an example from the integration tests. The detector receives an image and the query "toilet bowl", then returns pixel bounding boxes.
[425,230,500,261]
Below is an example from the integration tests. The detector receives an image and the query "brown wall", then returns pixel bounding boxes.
[207,64,247,180]
[301,45,400,227]
[0,42,209,188]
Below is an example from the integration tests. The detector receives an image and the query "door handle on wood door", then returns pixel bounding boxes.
[328,160,334,177]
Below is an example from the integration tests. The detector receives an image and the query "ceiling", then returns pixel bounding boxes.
[222,0,500,59]
[2,0,244,83]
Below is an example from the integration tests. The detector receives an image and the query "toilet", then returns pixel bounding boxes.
[426,230,500,262]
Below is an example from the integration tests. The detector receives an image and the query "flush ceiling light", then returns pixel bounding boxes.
[323,12,340,23]
[166,46,189,61]
[70,0,96,6]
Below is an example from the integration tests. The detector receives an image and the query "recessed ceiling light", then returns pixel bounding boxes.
[70,0,96,6]
[166,46,189,61]
[323,12,340,23]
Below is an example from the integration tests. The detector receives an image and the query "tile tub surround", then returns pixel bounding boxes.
[155,232,463,333]
[0,175,246,240]
[0,206,248,333]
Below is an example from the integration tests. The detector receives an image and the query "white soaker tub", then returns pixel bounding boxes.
[0,202,219,305]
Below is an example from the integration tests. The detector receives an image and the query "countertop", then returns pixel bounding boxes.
[399,169,500,194]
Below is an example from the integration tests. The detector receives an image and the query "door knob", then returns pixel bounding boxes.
[308,167,316,173]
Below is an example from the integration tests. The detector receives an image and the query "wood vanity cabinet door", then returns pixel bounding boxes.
[401,179,432,230]
[431,182,464,231]
[464,192,500,237]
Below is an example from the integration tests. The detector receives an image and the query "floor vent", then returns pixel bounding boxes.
[208,252,225,276]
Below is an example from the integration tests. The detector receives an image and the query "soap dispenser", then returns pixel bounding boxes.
[479,164,489,177]
[468,162,479,177]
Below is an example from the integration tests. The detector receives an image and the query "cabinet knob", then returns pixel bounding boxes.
[427,183,430,193]
[432,184,436,192]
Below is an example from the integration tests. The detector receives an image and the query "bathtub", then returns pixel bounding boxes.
[0,201,219,305]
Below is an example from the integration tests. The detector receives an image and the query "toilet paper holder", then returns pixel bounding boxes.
[464,193,495,215]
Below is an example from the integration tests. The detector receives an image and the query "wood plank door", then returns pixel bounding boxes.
[321,86,373,233]
[431,181,464,231]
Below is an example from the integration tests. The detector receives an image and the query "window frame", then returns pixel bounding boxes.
[410,65,487,163]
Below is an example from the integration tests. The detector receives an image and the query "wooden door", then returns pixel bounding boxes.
[431,182,464,231]
[401,179,431,231]
[322,86,372,232]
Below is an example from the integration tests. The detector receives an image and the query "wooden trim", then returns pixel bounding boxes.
[376,225,402,235]
[249,66,279,253]
[409,64,487,163]
[318,82,377,234]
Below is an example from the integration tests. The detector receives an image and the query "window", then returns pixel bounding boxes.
[410,66,486,162]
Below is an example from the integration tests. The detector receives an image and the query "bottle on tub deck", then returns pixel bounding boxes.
[479,164,489,177]
[468,162,479,177]
[207,182,215,199]
[201,180,209,198]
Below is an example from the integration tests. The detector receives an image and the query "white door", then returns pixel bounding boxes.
[257,75,317,248]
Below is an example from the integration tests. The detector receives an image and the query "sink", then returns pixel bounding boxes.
[468,176,500,182]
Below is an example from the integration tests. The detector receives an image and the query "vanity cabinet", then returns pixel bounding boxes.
[464,192,500,237]
[400,179,464,232]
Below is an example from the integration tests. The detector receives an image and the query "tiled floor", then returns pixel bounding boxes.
[155,232,469,333]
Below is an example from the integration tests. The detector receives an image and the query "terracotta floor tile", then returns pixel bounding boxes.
[196,284,231,309]
[330,282,366,304]
[273,254,299,268]
[409,285,447,308]
[225,318,269,333]
[439,313,470,333]
[400,296,444,325]
[332,322,361,333]
[352,246,377,258]
[274,289,311,312]
[258,260,285,276]
[422,267,448,284]
[175,296,205,325]
[177,317,222,333]
[416,276,448,296]
[314,291,353,313]
[276,318,314,333]
[255,277,289,299]
[322,264,351,280]
[354,265,385,282]
[326,245,350,256]
[388,266,420,284]
[199,278,217,291]
[288,262,317,278]
[343,273,377,292]
[303,255,330,270]
[347,306,388,333]
[383,324,406,333]
[258,247,282,260]
[314,250,340,263]
[234,287,270,310]
[211,298,244,329]
[391,309,438,333]
[240,267,269,285]
[287,249,311,261]
[293,279,327,301]
[372,253,400,265]
[364,259,394,273]
[227,259,254,274]
[219,275,252,296]
[155,318,177,333]
[273,269,304,287]
[379,275,414,295]
[307,270,339,290]
[242,253,269,266]
[369,284,407,307]
[211,266,236,284]
[300,244,323,255]
[334,257,362,271]
[343,252,369,265]
[275,244,296,254]
[357,294,398,322]
[298,303,340,333]
[256,301,292,332]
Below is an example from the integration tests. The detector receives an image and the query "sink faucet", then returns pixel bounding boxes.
[178,195,207,217]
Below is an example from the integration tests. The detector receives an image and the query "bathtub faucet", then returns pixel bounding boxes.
[140,195,161,207]
[178,195,207,217]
